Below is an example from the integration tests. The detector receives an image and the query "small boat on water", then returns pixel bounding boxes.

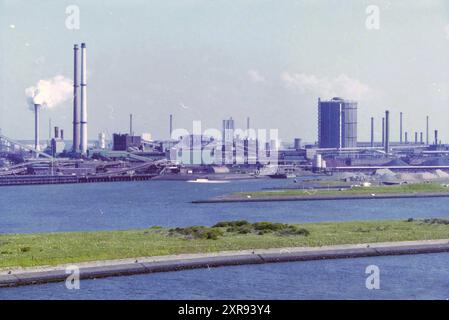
[268,173,297,179]
[187,178,229,184]
[268,173,288,179]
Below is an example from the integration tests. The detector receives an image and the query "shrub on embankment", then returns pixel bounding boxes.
[406,218,449,225]
[168,221,310,239]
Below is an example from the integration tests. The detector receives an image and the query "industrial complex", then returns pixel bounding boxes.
[1,43,449,187]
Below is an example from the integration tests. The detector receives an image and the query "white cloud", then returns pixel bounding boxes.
[281,72,373,100]
[248,69,265,83]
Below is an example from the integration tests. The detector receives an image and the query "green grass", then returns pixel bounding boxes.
[1,219,449,269]
[235,183,449,198]
[314,180,355,186]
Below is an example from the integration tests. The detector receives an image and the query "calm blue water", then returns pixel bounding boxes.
[1,179,449,233]
[1,179,449,299]
[2,253,449,300]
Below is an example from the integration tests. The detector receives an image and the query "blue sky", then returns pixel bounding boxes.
[1,0,449,143]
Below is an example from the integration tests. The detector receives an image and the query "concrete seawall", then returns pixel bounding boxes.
[192,192,449,203]
[1,239,449,288]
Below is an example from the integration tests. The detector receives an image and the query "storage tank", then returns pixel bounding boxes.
[321,159,326,169]
[313,154,322,169]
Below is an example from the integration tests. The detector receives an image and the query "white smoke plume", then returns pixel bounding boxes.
[281,72,374,100]
[25,75,72,110]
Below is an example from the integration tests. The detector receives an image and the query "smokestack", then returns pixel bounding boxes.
[382,117,385,147]
[399,112,403,144]
[34,104,41,152]
[80,43,88,154]
[54,126,59,139]
[169,114,173,138]
[49,118,52,140]
[130,114,133,136]
[61,129,64,140]
[370,117,374,148]
[247,117,250,130]
[420,132,423,144]
[414,132,418,144]
[426,116,429,145]
[73,44,80,153]
[405,132,408,144]
[385,110,390,154]
[435,130,438,145]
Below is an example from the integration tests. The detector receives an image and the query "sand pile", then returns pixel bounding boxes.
[375,168,392,176]
[395,173,417,182]
[335,172,370,182]
[435,170,449,179]
[415,172,437,180]
[374,169,400,183]
[374,168,396,177]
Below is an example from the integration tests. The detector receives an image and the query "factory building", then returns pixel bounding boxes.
[113,134,142,151]
[318,97,357,149]
[294,138,302,151]
[170,134,215,165]
[222,117,235,143]
[222,117,235,164]
[169,134,265,166]
[97,132,106,149]
[49,127,66,156]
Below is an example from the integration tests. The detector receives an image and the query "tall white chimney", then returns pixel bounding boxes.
[80,43,88,154]
[34,104,41,152]
[72,44,80,153]
[169,114,173,138]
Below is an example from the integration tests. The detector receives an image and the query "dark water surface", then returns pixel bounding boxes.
[1,179,449,233]
[1,179,448,299]
[2,253,449,300]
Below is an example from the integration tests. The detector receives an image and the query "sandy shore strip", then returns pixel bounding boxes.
[1,239,449,288]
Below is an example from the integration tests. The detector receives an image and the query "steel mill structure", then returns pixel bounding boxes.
[317,97,358,149]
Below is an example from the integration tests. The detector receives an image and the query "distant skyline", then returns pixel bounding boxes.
[1,0,449,144]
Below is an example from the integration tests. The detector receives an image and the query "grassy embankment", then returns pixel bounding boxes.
[314,180,356,186]
[235,183,449,198]
[1,219,449,269]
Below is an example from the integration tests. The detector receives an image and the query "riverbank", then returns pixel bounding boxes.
[2,239,449,288]
[193,183,449,203]
[2,219,449,270]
